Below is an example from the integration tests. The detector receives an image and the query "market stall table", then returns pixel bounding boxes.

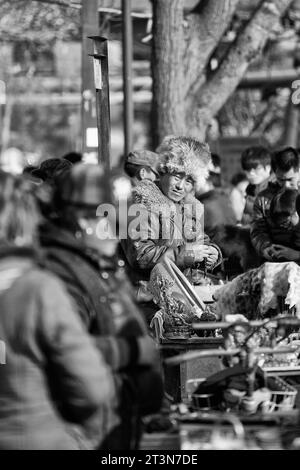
[159,336,224,402]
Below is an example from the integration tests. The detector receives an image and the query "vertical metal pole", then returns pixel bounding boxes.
[122,0,134,156]
[82,0,99,161]
[89,36,111,170]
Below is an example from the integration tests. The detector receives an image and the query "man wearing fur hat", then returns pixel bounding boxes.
[120,136,222,322]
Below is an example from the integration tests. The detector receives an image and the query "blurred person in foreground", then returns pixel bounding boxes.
[0,172,114,450]
[39,163,163,450]
[29,158,74,220]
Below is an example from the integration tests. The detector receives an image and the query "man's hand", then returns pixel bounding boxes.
[192,244,211,263]
[262,245,277,261]
[271,245,300,262]
[192,244,219,267]
[205,246,219,267]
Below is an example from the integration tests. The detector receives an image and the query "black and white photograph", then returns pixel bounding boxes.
[1,0,300,454]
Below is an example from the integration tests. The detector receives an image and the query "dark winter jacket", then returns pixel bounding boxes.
[40,221,156,369]
[0,247,114,450]
[40,221,163,449]
[250,181,300,257]
[242,178,270,225]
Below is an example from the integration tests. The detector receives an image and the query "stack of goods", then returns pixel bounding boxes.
[149,269,201,339]
[149,261,217,339]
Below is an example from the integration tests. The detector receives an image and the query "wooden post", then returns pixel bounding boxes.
[81,0,99,162]
[89,36,111,169]
[0,340,5,365]
[122,0,134,156]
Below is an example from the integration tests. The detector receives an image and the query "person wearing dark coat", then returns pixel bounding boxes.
[0,172,114,450]
[251,147,300,263]
[39,163,163,450]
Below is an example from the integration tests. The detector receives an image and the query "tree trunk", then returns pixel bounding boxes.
[151,0,294,145]
[1,95,12,154]
[151,0,185,148]
[151,0,239,147]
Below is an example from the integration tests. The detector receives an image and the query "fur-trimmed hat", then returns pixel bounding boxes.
[156,136,211,186]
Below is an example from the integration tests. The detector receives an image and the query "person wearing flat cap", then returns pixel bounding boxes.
[120,136,222,323]
[124,150,160,186]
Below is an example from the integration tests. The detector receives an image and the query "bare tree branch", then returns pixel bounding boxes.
[0,0,81,42]
[252,95,278,133]
[190,0,294,138]
[184,0,240,98]
[33,0,78,8]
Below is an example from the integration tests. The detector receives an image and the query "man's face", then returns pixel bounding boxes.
[245,164,270,185]
[159,173,194,202]
[275,168,300,189]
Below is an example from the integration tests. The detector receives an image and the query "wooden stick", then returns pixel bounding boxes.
[164,346,296,366]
